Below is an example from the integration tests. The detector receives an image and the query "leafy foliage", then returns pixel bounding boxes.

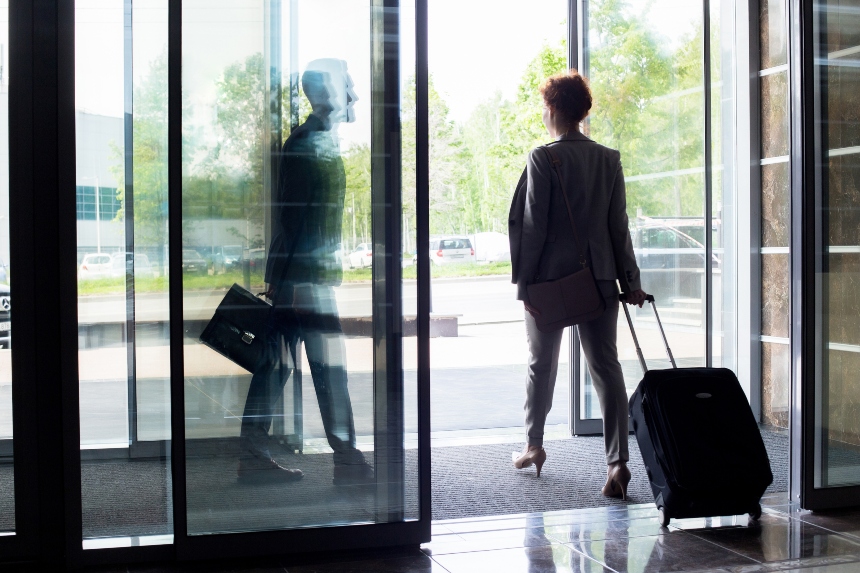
[118,2,710,271]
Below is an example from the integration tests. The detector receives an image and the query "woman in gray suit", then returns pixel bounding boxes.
[508,70,646,499]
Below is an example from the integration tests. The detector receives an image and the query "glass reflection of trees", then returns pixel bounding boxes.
[119,0,709,283]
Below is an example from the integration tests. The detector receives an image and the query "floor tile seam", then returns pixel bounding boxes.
[423,537,575,556]
[755,553,860,572]
[543,525,678,546]
[431,503,656,525]
[677,527,767,566]
[427,553,454,572]
[560,540,623,573]
[427,532,469,543]
[422,537,571,556]
[794,516,860,542]
[439,508,661,529]
[442,514,661,535]
[783,513,860,541]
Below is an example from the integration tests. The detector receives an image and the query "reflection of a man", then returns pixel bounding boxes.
[238,59,372,485]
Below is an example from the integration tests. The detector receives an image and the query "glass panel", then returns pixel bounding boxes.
[425,0,567,443]
[0,0,12,535]
[581,0,706,419]
[183,0,416,533]
[761,71,789,159]
[815,0,860,488]
[75,0,172,543]
[760,0,787,70]
[399,2,419,503]
[712,0,737,372]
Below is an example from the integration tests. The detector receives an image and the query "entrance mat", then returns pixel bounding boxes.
[39,427,791,538]
[429,427,790,521]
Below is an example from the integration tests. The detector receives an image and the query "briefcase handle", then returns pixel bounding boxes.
[619,293,677,372]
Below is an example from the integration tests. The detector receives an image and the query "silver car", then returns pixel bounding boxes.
[430,237,475,266]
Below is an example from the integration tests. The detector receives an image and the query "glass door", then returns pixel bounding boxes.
[797,0,860,509]
[174,0,423,552]
[572,0,737,433]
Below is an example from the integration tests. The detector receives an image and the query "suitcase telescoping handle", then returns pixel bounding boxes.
[619,293,677,373]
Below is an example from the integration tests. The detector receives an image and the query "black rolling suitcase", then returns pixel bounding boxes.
[623,295,773,527]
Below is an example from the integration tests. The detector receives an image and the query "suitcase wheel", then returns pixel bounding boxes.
[749,504,762,521]
[659,507,670,527]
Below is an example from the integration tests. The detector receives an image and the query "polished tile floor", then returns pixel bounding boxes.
[10,493,860,572]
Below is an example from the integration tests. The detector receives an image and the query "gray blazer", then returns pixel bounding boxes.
[509,131,641,303]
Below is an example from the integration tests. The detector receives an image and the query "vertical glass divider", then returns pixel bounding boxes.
[704,0,714,368]
[59,0,84,560]
[167,0,187,544]
[569,0,580,436]
[123,0,139,450]
[371,0,404,522]
[288,0,299,132]
[415,0,431,528]
[568,0,578,72]
[788,0,804,505]
[264,0,283,437]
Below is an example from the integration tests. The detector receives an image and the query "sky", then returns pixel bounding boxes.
[74,0,702,149]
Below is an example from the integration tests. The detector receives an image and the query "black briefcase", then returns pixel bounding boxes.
[624,295,773,527]
[199,283,273,373]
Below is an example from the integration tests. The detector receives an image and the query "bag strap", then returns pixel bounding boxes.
[540,144,589,269]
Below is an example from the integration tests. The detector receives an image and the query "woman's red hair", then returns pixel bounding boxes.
[540,69,592,124]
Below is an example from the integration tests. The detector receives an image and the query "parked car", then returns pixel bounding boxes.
[471,232,511,263]
[109,252,154,278]
[222,244,244,270]
[246,248,266,272]
[430,237,475,265]
[631,222,720,270]
[348,243,373,268]
[182,249,208,275]
[78,253,112,280]
[0,283,10,349]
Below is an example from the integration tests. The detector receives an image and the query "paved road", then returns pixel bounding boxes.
[1,277,711,443]
[77,276,523,325]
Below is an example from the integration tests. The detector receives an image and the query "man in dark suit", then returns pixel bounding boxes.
[238,59,371,486]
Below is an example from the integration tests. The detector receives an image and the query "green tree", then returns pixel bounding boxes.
[401,74,465,236]
[342,143,372,249]
[587,0,705,217]
[110,51,171,271]
[448,40,567,236]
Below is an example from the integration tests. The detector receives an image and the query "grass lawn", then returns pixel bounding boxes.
[76,262,512,296]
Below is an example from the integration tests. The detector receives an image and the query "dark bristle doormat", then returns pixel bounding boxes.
[430,428,789,521]
[0,428,790,535]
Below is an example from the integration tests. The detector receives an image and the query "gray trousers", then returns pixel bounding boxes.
[524,294,629,465]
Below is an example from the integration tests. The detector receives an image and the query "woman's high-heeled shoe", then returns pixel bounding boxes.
[512,446,547,477]
[601,462,631,500]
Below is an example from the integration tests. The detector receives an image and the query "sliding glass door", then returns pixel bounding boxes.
[67,0,425,559]
[796,0,860,509]
[171,0,425,553]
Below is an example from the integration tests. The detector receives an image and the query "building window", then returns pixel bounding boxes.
[76,185,120,221]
